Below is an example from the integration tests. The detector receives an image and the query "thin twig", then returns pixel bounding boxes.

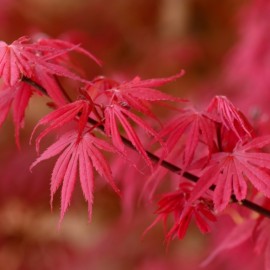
[22,77,48,95]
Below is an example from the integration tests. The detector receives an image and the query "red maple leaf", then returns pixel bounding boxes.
[160,108,216,168]
[35,36,101,66]
[109,70,185,105]
[0,81,36,146]
[91,70,186,118]
[144,182,216,243]
[206,96,254,140]
[31,66,68,106]
[88,72,186,167]
[0,37,36,85]
[188,136,270,212]
[32,97,94,152]
[0,36,99,87]
[104,104,161,168]
[31,130,120,223]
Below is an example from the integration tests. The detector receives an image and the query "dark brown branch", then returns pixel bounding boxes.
[23,76,270,219]
[22,77,47,95]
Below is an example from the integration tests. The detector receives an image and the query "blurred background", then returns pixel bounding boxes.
[0,0,268,269]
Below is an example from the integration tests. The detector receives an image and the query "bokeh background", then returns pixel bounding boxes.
[0,0,268,269]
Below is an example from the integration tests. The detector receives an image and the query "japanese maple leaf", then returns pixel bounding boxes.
[93,70,186,119]
[35,37,101,66]
[188,136,270,212]
[206,96,254,140]
[160,108,216,168]
[91,72,186,167]
[32,37,101,84]
[32,54,90,84]
[104,104,162,168]
[0,36,99,87]
[32,98,94,152]
[0,37,35,85]
[31,130,120,223]
[144,182,216,243]
[0,81,35,146]
[111,70,185,104]
[31,66,68,106]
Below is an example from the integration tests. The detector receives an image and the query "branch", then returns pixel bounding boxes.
[22,76,270,219]
[22,77,47,95]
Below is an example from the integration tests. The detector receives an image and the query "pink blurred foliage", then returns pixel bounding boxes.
[75,213,212,270]
[202,213,264,270]
[0,146,87,270]
[224,0,270,114]
[0,146,49,204]
[201,198,270,270]
[111,147,151,222]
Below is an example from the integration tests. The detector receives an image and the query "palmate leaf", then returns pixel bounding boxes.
[0,36,99,87]
[0,82,34,147]
[33,57,91,84]
[36,37,101,66]
[188,136,270,212]
[0,37,36,86]
[88,72,186,168]
[116,70,185,102]
[31,130,120,223]
[104,104,162,168]
[94,70,186,119]
[206,95,254,140]
[32,66,68,106]
[144,182,216,243]
[12,82,33,146]
[32,99,93,152]
[160,108,216,168]
[33,38,100,84]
